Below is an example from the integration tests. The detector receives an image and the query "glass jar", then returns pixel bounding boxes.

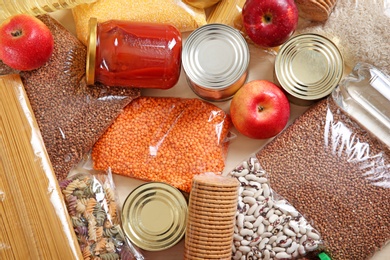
[0,0,96,21]
[86,18,182,89]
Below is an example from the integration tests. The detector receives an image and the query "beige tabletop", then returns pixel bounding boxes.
[51,9,390,260]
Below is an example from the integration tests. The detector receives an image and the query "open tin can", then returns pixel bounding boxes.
[274,33,344,106]
[182,23,250,102]
[121,182,188,251]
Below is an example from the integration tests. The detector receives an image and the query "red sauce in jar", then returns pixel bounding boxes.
[87,18,182,89]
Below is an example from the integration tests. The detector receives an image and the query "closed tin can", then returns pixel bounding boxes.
[121,182,188,251]
[182,23,250,102]
[274,33,344,106]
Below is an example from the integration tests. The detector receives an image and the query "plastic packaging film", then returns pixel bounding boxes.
[0,74,83,259]
[91,96,232,193]
[59,170,144,260]
[184,172,239,260]
[256,64,390,259]
[0,15,140,182]
[72,0,207,45]
[0,0,96,22]
[228,157,323,260]
[333,62,390,149]
[297,0,390,76]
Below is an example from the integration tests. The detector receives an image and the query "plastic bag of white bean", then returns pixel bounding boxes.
[228,157,323,260]
[257,63,390,260]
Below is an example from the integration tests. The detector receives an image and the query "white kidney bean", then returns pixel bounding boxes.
[299,234,307,245]
[256,223,265,235]
[269,235,278,245]
[283,226,296,237]
[244,215,256,222]
[238,245,251,253]
[276,235,287,244]
[247,203,258,216]
[269,214,278,224]
[242,190,255,197]
[237,213,244,228]
[305,242,318,251]
[260,232,272,238]
[240,228,254,237]
[286,241,298,254]
[307,230,320,240]
[266,208,275,219]
[273,247,286,253]
[243,196,256,205]
[253,216,263,228]
[298,244,306,255]
[233,250,242,260]
[281,238,292,248]
[261,183,270,198]
[263,249,270,260]
[258,237,269,250]
[244,221,253,229]
[275,252,292,259]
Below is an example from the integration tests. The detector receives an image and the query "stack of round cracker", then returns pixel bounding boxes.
[295,0,337,22]
[184,173,239,260]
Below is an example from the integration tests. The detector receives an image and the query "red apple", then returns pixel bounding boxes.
[0,14,54,71]
[230,80,290,139]
[242,0,299,48]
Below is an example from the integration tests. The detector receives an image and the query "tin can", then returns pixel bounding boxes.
[182,23,250,102]
[274,33,344,106]
[121,182,188,251]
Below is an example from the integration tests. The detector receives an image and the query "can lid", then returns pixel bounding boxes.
[182,23,249,90]
[275,33,344,102]
[86,17,97,85]
[121,182,188,251]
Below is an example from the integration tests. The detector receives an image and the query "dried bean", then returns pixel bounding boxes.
[307,230,320,240]
[283,226,296,237]
[287,242,298,254]
[258,238,269,250]
[275,252,292,259]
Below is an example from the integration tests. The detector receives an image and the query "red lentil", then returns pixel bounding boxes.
[92,97,232,193]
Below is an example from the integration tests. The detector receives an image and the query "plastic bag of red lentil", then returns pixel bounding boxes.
[0,15,140,182]
[256,63,390,260]
[91,96,232,193]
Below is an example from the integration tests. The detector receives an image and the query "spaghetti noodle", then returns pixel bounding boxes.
[0,74,82,259]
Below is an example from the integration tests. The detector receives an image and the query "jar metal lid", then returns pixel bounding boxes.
[121,182,188,251]
[274,33,344,105]
[182,23,250,101]
[86,17,97,85]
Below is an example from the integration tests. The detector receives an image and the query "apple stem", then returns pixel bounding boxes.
[258,105,264,112]
[11,30,22,37]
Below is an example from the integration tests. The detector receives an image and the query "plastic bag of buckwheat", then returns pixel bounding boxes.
[0,15,140,182]
[256,63,390,260]
[228,157,324,260]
